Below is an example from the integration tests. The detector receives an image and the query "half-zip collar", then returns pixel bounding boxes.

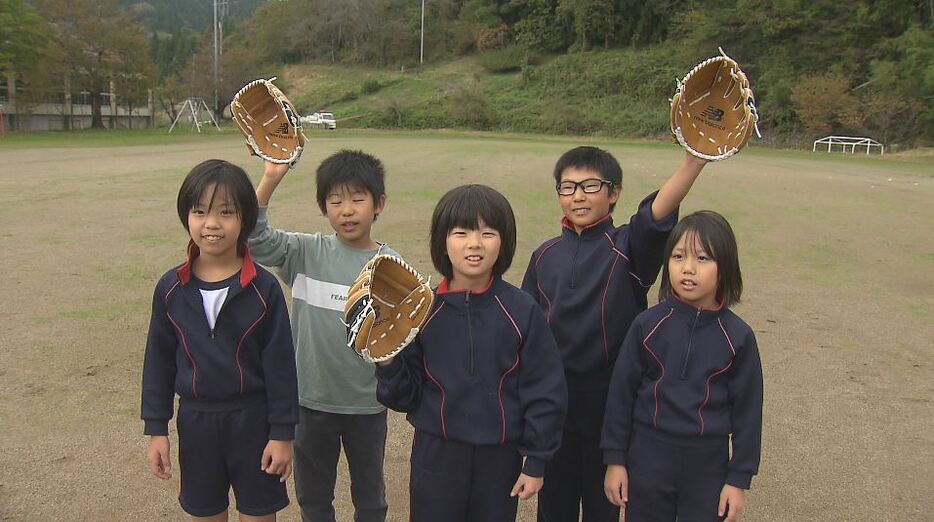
[667,294,725,379]
[176,240,257,288]
[435,276,498,311]
[667,293,724,326]
[560,214,614,240]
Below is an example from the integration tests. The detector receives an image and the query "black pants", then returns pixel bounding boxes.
[293,407,388,522]
[538,388,619,522]
[625,427,729,522]
[410,430,522,522]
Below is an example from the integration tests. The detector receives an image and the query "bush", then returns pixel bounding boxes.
[361,78,386,95]
[476,24,510,51]
[540,97,588,134]
[477,46,539,74]
[447,82,496,128]
[336,91,357,102]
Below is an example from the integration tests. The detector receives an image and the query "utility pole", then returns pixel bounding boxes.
[212,0,227,114]
[420,0,425,66]
[213,0,219,113]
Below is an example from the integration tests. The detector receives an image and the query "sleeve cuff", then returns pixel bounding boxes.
[603,450,627,467]
[726,470,753,489]
[268,423,295,441]
[375,358,403,379]
[522,457,546,478]
[144,420,169,436]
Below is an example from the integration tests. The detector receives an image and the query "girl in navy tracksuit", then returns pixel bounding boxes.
[376,185,567,522]
[141,160,298,520]
[601,211,763,522]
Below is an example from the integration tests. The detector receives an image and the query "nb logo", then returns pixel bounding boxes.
[702,106,724,122]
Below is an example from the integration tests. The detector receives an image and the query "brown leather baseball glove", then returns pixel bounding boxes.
[230,77,307,167]
[344,255,434,363]
[671,49,761,161]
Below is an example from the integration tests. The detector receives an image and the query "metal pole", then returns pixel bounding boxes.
[213,0,219,113]
[420,0,425,65]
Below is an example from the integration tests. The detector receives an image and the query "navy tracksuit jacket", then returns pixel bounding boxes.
[521,192,677,391]
[376,276,568,477]
[521,191,677,521]
[601,296,763,489]
[141,244,299,440]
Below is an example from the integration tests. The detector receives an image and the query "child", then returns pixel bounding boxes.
[141,159,299,520]
[521,146,708,521]
[602,210,763,522]
[248,152,396,522]
[376,184,568,522]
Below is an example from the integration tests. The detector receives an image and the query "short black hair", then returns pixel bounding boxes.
[429,184,517,281]
[553,146,623,212]
[177,159,258,250]
[316,150,387,214]
[658,210,743,308]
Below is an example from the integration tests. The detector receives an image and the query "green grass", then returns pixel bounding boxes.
[0,126,238,149]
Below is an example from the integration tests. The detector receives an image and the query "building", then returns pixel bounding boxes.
[1,78,154,132]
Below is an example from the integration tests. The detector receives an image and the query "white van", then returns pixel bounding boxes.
[318,111,336,130]
[300,111,337,130]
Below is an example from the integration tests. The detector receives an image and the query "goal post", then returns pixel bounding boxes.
[812,136,884,156]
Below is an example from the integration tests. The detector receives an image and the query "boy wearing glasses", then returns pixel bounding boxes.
[521,147,707,521]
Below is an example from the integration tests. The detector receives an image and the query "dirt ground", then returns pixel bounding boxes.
[0,131,931,521]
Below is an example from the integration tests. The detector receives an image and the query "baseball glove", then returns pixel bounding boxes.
[344,255,434,363]
[230,77,307,167]
[670,48,761,161]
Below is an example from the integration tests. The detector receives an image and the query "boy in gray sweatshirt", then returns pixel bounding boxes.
[249,151,396,522]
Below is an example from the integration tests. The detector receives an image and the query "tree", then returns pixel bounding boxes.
[512,0,570,52]
[558,0,616,51]
[164,30,272,120]
[868,25,934,141]
[0,0,50,79]
[615,0,679,46]
[150,30,198,81]
[36,0,154,128]
[790,74,861,136]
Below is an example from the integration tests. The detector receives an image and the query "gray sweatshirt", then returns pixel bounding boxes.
[248,207,397,414]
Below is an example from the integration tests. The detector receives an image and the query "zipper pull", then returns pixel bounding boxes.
[210,328,215,339]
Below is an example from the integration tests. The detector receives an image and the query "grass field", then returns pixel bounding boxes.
[1,130,932,521]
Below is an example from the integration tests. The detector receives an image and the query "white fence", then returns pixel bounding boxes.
[813,136,884,156]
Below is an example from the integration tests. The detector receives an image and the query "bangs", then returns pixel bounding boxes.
[442,190,508,234]
[325,181,368,198]
[680,227,719,262]
[194,181,240,215]
[189,171,243,216]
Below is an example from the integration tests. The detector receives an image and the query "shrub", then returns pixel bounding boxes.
[476,24,510,51]
[361,78,385,95]
[477,46,538,74]
[447,82,496,128]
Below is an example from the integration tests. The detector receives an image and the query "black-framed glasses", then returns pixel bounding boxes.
[556,178,613,196]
